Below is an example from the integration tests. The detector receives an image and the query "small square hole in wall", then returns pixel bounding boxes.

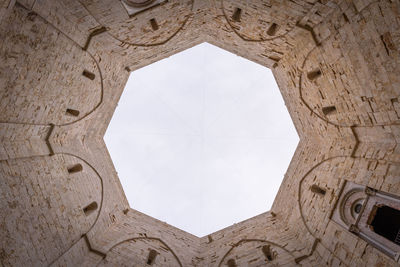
[104,43,299,237]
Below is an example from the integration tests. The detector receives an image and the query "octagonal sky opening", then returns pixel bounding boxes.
[104,42,299,237]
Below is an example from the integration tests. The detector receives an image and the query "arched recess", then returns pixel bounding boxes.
[299,0,400,127]
[0,5,102,126]
[98,237,182,267]
[221,0,311,42]
[0,154,103,266]
[218,239,298,266]
[298,156,400,239]
[80,0,194,46]
[298,157,348,238]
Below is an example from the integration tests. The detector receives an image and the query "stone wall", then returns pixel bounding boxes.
[0,0,399,266]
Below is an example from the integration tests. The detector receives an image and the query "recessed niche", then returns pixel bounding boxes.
[66,108,80,117]
[232,8,242,22]
[83,201,98,216]
[68,164,83,174]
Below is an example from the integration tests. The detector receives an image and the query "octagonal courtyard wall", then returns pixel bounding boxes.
[0,0,400,266]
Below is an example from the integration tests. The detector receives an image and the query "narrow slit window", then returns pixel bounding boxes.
[232,8,242,22]
[66,108,80,117]
[370,205,400,245]
[307,69,322,80]
[267,23,279,36]
[82,70,95,80]
[262,245,275,261]
[227,259,237,267]
[150,18,159,31]
[68,164,83,174]
[147,249,157,265]
[353,203,363,214]
[310,184,326,196]
[322,106,337,116]
[83,201,98,216]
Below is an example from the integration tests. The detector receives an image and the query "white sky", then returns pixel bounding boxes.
[104,43,299,237]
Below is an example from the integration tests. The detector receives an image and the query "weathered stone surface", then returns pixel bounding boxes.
[0,0,399,266]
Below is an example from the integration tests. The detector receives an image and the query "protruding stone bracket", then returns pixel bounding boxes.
[349,224,360,234]
[83,27,107,51]
[365,187,377,196]
[350,126,360,158]
[294,238,320,264]
[295,22,321,46]
[45,123,55,156]
[83,234,107,259]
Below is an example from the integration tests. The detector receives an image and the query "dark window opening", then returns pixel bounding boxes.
[310,184,326,196]
[354,203,362,214]
[83,201,98,216]
[232,8,242,22]
[267,23,279,36]
[342,13,349,23]
[322,106,337,116]
[307,69,322,80]
[147,249,157,265]
[262,245,275,261]
[68,164,83,174]
[370,205,400,245]
[150,18,159,31]
[66,108,80,117]
[227,259,237,267]
[82,70,95,80]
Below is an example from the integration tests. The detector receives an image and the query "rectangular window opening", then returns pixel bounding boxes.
[262,245,275,261]
[322,106,336,116]
[227,259,237,267]
[267,23,279,36]
[147,249,158,265]
[66,108,80,117]
[68,163,83,174]
[150,18,159,31]
[370,205,400,245]
[310,184,326,196]
[307,69,322,80]
[232,8,242,22]
[82,70,95,80]
[83,201,98,216]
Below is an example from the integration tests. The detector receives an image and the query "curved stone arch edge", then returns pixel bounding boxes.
[0,153,105,267]
[220,0,299,43]
[0,2,104,127]
[98,236,183,267]
[76,0,195,47]
[217,238,298,267]
[297,0,398,128]
[297,154,400,264]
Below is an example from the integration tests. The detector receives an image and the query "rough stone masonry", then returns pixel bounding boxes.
[0,0,400,266]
